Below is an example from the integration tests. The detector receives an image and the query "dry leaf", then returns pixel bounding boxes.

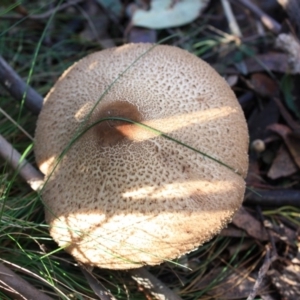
[246,159,265,187]
[249,73,279,98]
[232,207,268,241]
[267,145,298,179]
[268,123,300,168]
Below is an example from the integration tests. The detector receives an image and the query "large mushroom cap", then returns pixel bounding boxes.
[35,44,248,270]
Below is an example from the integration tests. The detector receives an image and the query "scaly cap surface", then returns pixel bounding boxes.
[35,44,249,269]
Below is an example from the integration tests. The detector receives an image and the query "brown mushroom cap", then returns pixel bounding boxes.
[35,43,249,270]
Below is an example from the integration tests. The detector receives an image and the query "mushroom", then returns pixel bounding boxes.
[34,43,248,270]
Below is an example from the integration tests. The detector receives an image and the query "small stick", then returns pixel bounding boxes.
[246,246,276,300]
[244,188,300,207]
[0,134,44,191]
[233,0,282,34]
[221,0,242,37]
[0,55,43,114]
[247,206,277,300]
[0,262,53,300]
[129,267,182,300]
[256,206,277,253]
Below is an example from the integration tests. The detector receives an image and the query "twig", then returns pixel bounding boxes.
[1,0,84,20]
[221,0,242,37]
[0,262,53,300]
[233,0,282,34]
[129,267,182,300]
[247,206,277,300]
[0,55,43,114]
[244,188,300,207]
[0,134,44,191]
[246,245,276,300]
[256,206,277,252]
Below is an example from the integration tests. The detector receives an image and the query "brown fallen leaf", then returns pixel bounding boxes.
[246,159,266,188]
[267,145,298,179]
[232,207,268,241]
[268,123,300,168]
[248,73,279,98]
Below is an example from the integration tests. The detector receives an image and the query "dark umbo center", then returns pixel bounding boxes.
[93,100,143,147]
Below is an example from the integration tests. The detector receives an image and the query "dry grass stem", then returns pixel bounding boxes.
[221,0,242,37]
